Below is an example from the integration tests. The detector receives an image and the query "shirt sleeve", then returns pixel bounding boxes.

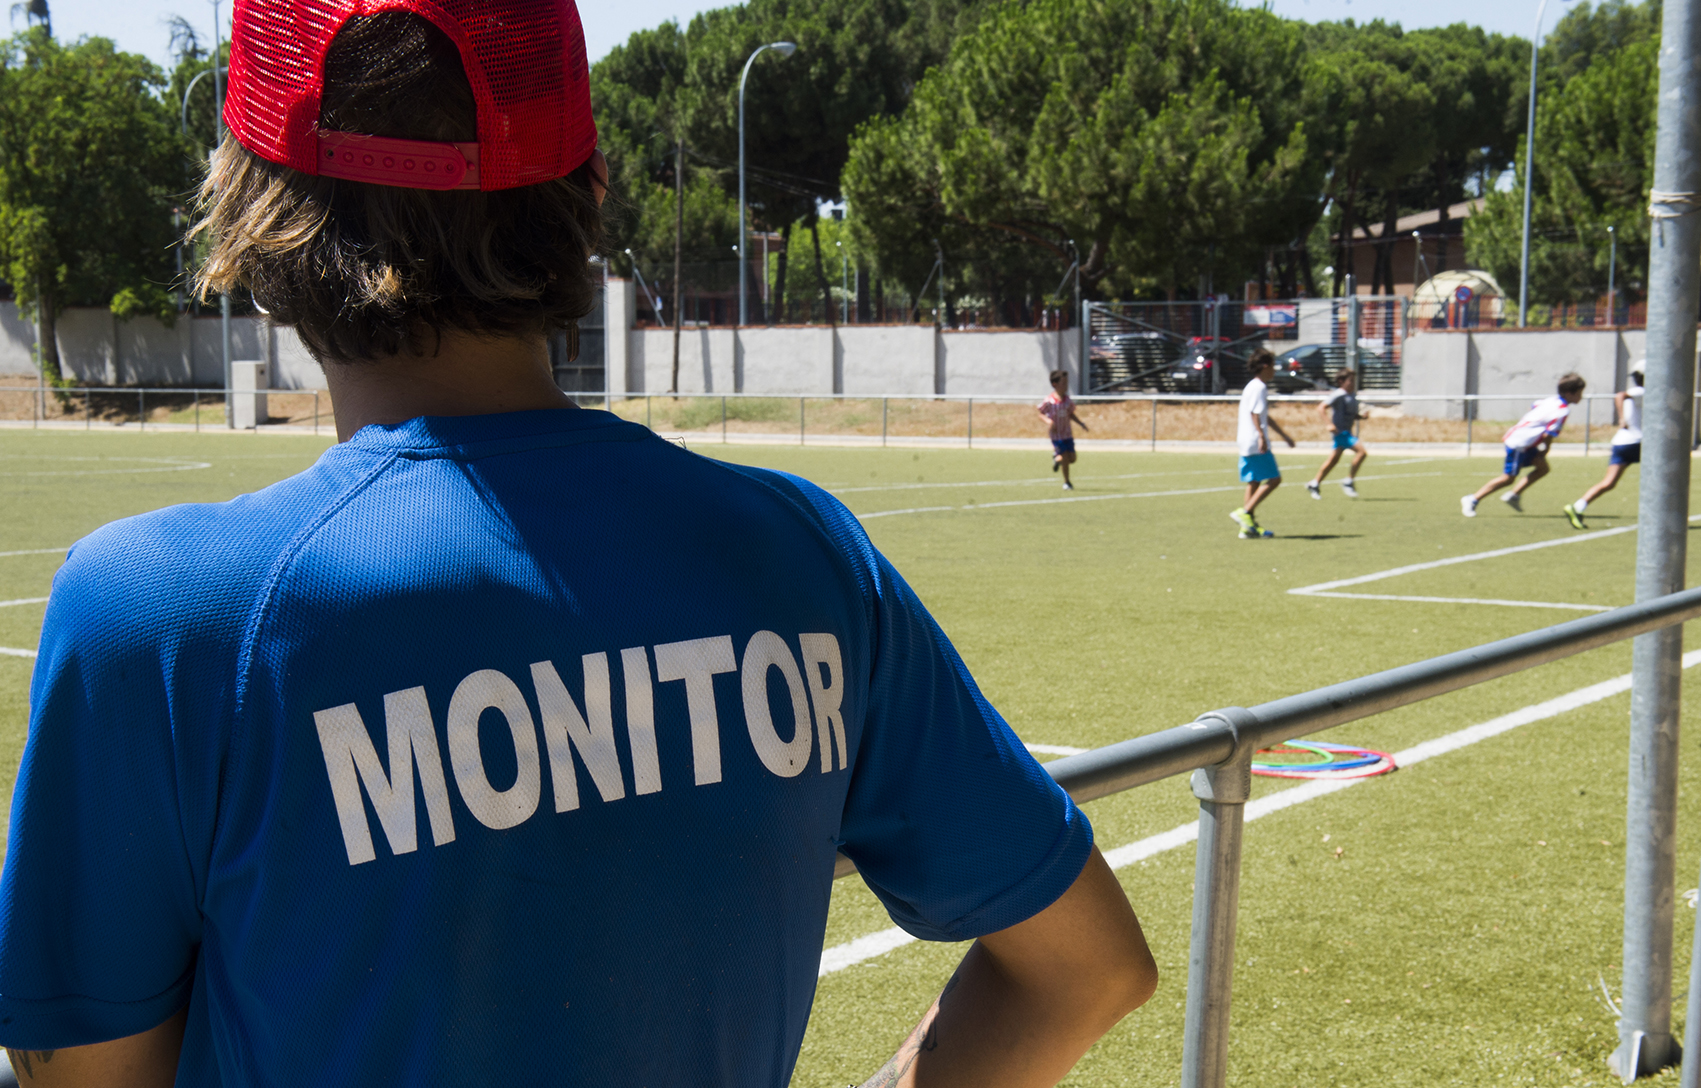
[837,553,1093,942]
[0,539,209,1049]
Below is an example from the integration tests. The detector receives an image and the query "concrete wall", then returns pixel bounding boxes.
[0,302,33,376]
[1402,328,1658,419]
[5,295,1659,407]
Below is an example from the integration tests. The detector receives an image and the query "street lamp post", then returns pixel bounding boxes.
[738,41,797,328]
[1518,0,1580,327]
[177,65,227,311]
[837,240,848,324]
[1607,224,1618,326]
[212,0,234,425]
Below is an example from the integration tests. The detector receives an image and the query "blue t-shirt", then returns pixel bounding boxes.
[0,409,1091,1087]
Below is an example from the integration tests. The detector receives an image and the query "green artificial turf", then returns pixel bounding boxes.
[0,428,1697,1087]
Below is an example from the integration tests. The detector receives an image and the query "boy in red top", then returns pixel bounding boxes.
[1038,369,1089,490]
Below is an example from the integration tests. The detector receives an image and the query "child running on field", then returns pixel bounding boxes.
[1230,349,1295,538]
[1461,372,1587,517]
[1038,368,1089,490]
[1306,369,1368,499]
[1565,368,1643,529]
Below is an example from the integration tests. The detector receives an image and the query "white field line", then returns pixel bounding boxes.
[857,472,1443,520]
[1287,519,1688,611]
[818,653,1694,977]
[829,467,1271,496]
[1296,591,1611,613]
[0,458,211,478]
[0,647,36,659]
[825,459,1444,497]
[1024,743,1088,756]
[0,548,67,559]
[0,598,48,609]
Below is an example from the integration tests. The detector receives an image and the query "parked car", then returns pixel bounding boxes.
[1274,343,1397,391]
[1164,336,1237,393]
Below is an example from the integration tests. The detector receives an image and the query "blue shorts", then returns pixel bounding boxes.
[1503,446,1544,475]
[1332,432,1358,451]
[1610,442,1641,466]
[1052,438,1076,456]
[1239,452,1280,483]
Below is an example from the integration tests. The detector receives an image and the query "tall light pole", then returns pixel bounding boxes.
[1518,0,1579,327]
[738,41,797,328]
[177,65,226,312]
[213,0,233,425]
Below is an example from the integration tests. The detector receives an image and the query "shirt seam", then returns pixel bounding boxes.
[216,448,406,868]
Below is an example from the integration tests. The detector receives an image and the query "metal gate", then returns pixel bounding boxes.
[1083,297,1406,396]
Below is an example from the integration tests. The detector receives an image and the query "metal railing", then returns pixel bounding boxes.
[3,385,326,434]
[831,585,1701,1088]
[602,390,1672,454]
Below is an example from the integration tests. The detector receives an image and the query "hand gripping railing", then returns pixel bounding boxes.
[834,584,1701,1088]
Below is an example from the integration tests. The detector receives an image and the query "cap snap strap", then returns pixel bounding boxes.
[316,130,480,191]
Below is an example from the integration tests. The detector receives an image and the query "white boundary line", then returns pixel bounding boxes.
[1024,743,1088,756]
[0,598,48,609]
[0,647,36,659]
[829,467,1278,496]
[0,549,66,559]
[1286,520,1672,611]
[819,653,1693,976]
[858,472,1443,520]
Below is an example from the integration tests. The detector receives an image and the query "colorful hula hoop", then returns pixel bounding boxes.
[1251,740,1396,779]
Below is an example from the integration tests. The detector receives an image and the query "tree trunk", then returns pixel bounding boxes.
[1299,242,1318,298]
[671,136,683,395]
[773,222,792,324]
[1376,188,1400,295]
[34,279,62,386]
[808,216,836,328]
[1336,175,1359,296]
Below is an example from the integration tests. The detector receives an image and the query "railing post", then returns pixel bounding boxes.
[313,390,319,435]
[882,397,888,447]
[195,392,201,432]
[85,388,90,430]
[722,395,727,443]
[1614,0,1701,1076]
[1685,848,1701,1088]
[967,398,973,449]
[1180,707,1255,1088]
[800,396,806,446]
[1585,396,1593,456]
[139,389,145,432]
[1151,397,1158,451]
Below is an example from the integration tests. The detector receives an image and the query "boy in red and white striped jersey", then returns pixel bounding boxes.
[1038,369,1089,490]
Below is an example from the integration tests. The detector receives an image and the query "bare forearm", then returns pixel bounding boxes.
[5,1008,184,1088]
[860,848,1156,1088]
[861,946,1130,1088]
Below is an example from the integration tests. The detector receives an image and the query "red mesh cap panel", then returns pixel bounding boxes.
[225,0,597,191]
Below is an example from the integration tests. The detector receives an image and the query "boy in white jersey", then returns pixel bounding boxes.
[1461,372,1586,516]
[1037,368,1089,490]
[1306,369,1368,499]
[1565,367,1644,529]
[1229,349,1295,538]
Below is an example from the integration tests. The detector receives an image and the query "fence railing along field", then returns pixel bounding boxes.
[822,586,1701,1088]
[600,391,1653,455]
[0,385,1660,455]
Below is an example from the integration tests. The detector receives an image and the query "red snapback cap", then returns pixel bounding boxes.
[224,0,598,192]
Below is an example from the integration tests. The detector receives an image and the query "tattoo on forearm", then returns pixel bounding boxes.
[8,1048,54,1081]
[858,970,960,1087]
